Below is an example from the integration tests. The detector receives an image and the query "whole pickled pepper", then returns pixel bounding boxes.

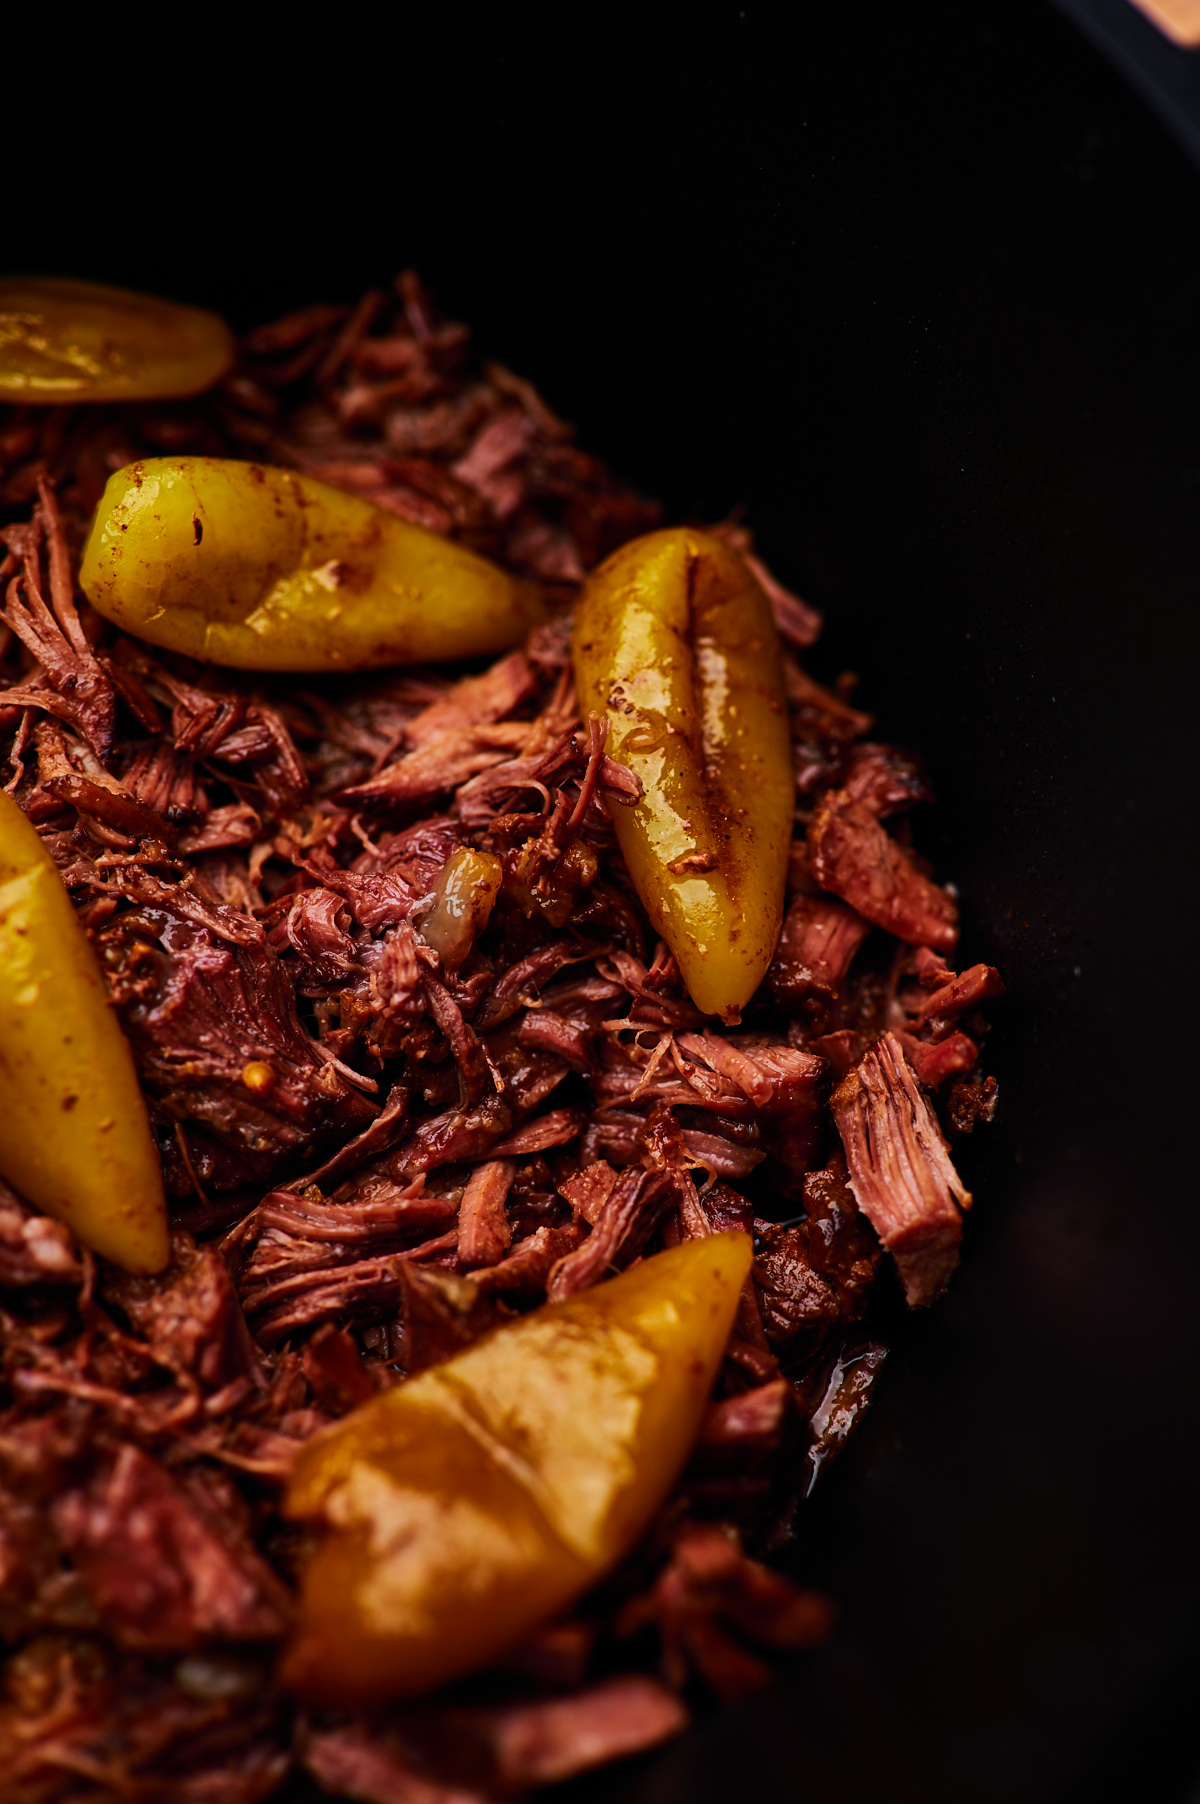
[282,1232,753,1703]
[0,791,168,1272]
[572,528,794,1021]
[79,457,547,672]
[0,278,233,402]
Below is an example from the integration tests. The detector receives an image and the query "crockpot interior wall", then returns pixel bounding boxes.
[11,3,1200,1800]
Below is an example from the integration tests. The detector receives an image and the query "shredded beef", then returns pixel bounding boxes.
[456,1159,515,1267]
[768,891,872,1003]
[617,1522,835,1703]
[53,1444,292,1651]
[0,272,999,1803]
[386,1676,690,1795]
[808,786,959,950]
[0,1184,80,1287]
[303,1727,488,1804]
[831,1032,972,1305]
[754,1157,881,1350]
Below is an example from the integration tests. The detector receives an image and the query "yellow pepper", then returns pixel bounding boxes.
[0,278,233,402]
[79,456,547,672]
[0,791,167,1272]
[282,1230,752,1704]
[573,528,793,1020]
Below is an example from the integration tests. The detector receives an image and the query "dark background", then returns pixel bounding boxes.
[10,2,1200,1798]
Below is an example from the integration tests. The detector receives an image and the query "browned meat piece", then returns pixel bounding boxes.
[469,1221,586,1297]
[244,1180,457,1267]
[784,659,873,738]
[390,1097,513,1176]
[557,1159,620,1224]
[456,1158,515,1267]
[736,1039,826,1096]
[946,1073,1000,1135]
[693,1181,755,1237]
[406,1676,690,1793]
[0,1637,289,1804]
[244,1233,460,1346]
[338,721,530,809]
[103,907,376,1184]
[302,1325,380,1409]
[830,1032,972,1305]
[698,1379,790,1453]
[675,1029,775,1106]
[516,1006,596,1070]
[917,960,1006,1019]
[285,1258,498,1382]
[390,1265,504,1374]
[895,1028,979,1088]
[53,1445,291,1650]
[808,1028,862,1077]
[618,1522,834,1702]
[183,696,309,816]
[306,1675,687,1800]
[489,1107,584,1155]
[842,741,932,816]
[311,830,463,935]
[734,1042,829,1187]
[754,1157,880,1350]
[422,973,493,1104]
[0,482,116,759]
[303,1727,486,1804]
[767,891,872,1002]
[679,1129,764,1180]
[0,1181,80,1286]
[808,787,958,950]
[453,697,641,830]
[121,736,195,811]
[403,649,536,746]
[453,407,536,513]
[590,1034,751,1116]
[178,800,262,853]
[909,943,955,984]
[43,765,174,843]
[750,1226,840,1356]
[105,1238,259,1389]
[475,940,588,1031]
[302,1082,412,1187]
[547,1168,672,1300]
[283,887,358,983]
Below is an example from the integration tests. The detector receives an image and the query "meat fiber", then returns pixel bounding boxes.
[767,891,872,1002]
[808,787,959,951]
[53,1444,292,1650]
[830,1032,972,1305]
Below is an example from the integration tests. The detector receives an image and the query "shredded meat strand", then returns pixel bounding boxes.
[830,1032,971,1305]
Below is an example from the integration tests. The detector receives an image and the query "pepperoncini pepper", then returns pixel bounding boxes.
[282,1231,752,1704]
[79,457,547,672]
[0,278,233,402]
[0,791,167,1272]
[573,528,793,1021]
